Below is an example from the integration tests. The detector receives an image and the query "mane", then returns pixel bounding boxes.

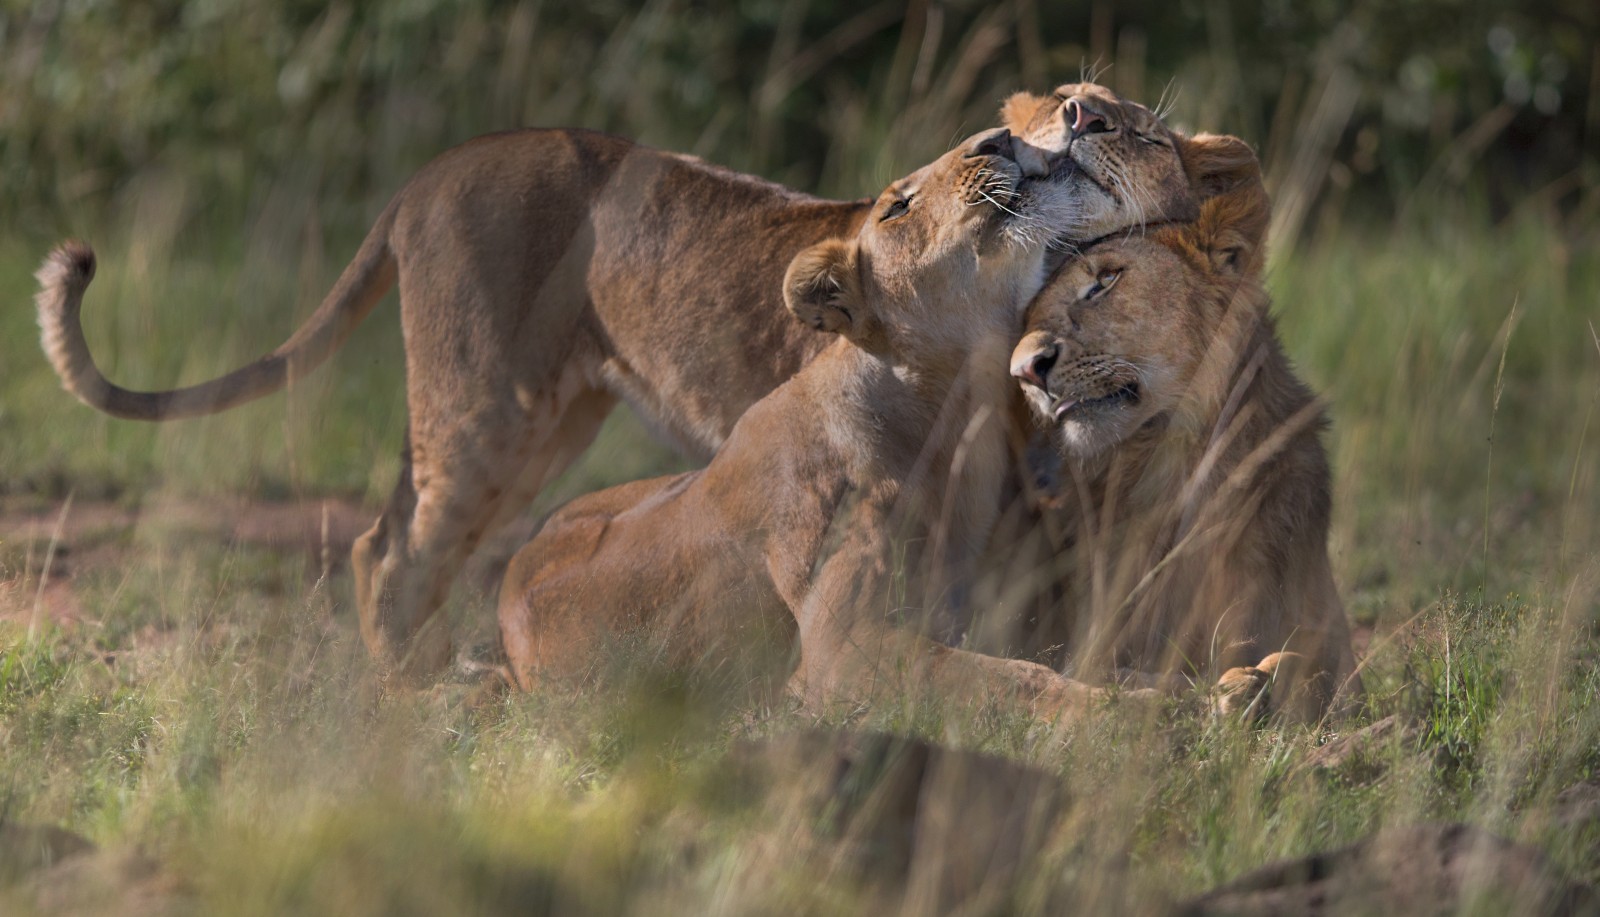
[1153,171,1271,278]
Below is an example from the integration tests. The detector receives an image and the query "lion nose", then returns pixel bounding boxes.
[1066,98,1111,139]
[1010,340,1059,391]
[965,128,1017,164]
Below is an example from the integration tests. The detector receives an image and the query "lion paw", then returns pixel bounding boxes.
[1214,652,1305,720]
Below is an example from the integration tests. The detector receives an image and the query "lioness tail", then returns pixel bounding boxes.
[35,206,397,421]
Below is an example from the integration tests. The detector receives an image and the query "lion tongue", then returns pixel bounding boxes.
[1053,400,1077,421]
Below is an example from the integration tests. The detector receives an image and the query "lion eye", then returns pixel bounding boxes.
[881,196,912,222]
[1082,268,1122,300]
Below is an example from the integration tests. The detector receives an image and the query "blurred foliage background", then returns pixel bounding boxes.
[3,0,1596,249]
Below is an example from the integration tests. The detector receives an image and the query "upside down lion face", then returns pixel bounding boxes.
[1001,82,1262,246]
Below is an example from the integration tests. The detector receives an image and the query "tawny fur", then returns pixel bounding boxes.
[999,83,1262,246]
[498,131,1151,720]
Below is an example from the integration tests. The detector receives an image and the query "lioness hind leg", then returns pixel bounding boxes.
[351,424,505,680]
[474,388,618,561]
[352,380,615,681]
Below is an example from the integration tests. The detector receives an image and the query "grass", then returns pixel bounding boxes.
[0,185,1597,912]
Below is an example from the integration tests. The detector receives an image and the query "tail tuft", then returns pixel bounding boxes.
[36,240,106,409]
[36,240,97,296]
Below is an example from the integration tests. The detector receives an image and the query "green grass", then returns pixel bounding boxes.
[0,203,1597,912]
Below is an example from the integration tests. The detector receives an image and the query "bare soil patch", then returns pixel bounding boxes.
[0,496,540,633]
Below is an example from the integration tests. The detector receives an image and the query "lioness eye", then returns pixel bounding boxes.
[1082,268,1122,300]
[881,196,912,222]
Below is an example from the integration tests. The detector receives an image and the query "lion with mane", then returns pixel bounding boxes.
[1007,160,1361,719]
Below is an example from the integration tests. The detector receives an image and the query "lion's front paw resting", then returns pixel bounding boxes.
[1213,651,1309,721]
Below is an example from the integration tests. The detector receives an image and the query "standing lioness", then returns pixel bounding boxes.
[498,130,1129,717]
[36,84,1251,677]
[1008,177,1360,718]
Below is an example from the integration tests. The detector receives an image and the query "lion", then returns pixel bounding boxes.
[35,84,1253,678]
[1006,172,1361,719]
[496,129,1144,719]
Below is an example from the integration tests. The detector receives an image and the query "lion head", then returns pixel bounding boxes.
[783,127,1075,361]
[1009,169,1271,458]
[1001,82,1263,241]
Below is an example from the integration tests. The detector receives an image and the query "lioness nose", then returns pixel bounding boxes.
[1010,340,1059,390]
[1013,139,1051,178]
[1066,99,1111,138]
[965,128,1017,163]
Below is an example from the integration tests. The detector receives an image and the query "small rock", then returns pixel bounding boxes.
[1295,714,1418,778]
[26,846,180,917]
[0,823,94,882]
[1528,781,1600,835]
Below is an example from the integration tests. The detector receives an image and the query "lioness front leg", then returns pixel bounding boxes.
[788,549,1155,725]
[792,615,1157,724]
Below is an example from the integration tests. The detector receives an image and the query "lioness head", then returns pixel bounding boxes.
[1009,174,1271,457]
[784,128,1074,360]
[1001,82,1262,241]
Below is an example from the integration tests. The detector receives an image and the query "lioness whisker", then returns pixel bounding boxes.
[978,190,1023,218]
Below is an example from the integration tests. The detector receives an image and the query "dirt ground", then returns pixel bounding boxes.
[0,496,542,639]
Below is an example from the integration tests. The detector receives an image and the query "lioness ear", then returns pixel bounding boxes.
[1000,91,1055,134]
[1178,133,1263,202]
[784,239,875,344]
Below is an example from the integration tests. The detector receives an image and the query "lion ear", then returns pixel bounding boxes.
[1190,184,1271,277]
[784,239,875,345]
[1208,234,1252,276]
[1178,133,1263,202]
[1000,91,1056,135]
